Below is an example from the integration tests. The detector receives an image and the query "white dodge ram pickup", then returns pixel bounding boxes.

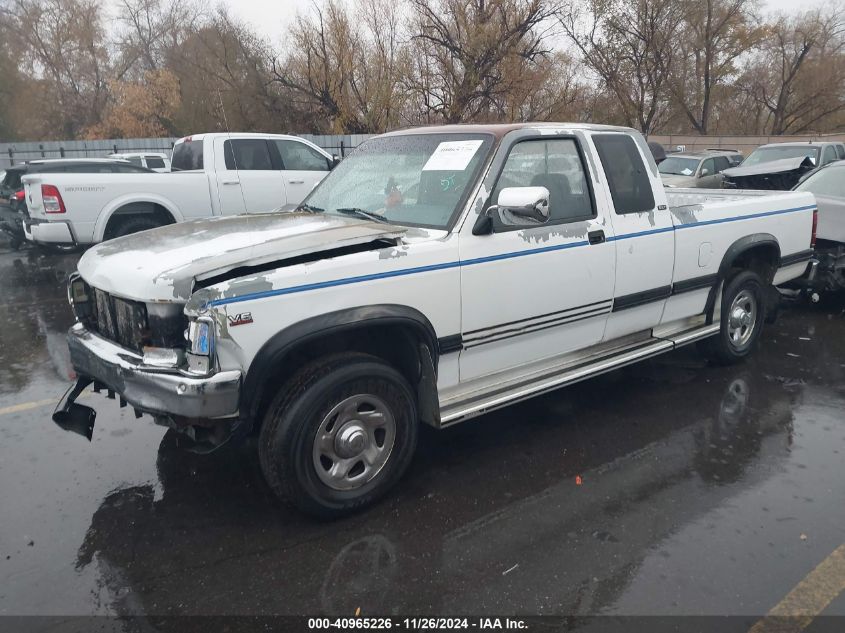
[55,123,817,516]
[22,133,336,246]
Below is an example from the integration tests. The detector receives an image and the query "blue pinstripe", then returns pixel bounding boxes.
[208,204,815,307]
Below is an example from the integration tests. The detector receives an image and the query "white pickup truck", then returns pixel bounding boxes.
[22,133,336,246]
[54,123,816,517]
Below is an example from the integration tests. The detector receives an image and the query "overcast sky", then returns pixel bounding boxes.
[218,0,818,44]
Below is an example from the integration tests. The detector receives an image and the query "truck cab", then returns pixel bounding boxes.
[56,123,816,517]
[170,133,337,214]
[22,133,336,248]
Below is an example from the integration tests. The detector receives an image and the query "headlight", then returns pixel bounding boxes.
[189,320,211,355]
[185,318,215,375]
[69,276,89,303]
[67,273,93,322]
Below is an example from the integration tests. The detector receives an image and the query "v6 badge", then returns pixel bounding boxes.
[228,312,253,327]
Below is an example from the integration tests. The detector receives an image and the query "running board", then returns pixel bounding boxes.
[439,323,720,426]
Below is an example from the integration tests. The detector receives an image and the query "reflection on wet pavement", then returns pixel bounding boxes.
[0,248,844,619]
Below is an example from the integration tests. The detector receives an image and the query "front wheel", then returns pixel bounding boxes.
[258,353,418,518]
[700,270,766,365]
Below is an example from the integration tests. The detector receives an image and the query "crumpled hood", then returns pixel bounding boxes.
[77,212,407,302]
[722,156,814,178]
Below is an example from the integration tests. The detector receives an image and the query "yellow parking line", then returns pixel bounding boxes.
[749,543,845,633]
[0,398,59,416]
[0,392,89,417]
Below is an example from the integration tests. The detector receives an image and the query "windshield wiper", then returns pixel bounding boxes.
[297,203,324,213]
[336,207,389,224]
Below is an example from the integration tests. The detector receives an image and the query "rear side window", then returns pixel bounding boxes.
[592,134,655,215]
[172,141,204,171]
[224,139,273,171]
[837,144,845,160]
[145,157,166,169]
[714,156,730,173]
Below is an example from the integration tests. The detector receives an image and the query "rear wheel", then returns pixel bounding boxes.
[700,270,765,365]
[258,353,418,518]
[107,215,164,239]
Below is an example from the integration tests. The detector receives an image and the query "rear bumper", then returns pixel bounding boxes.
[24,217,75,244]
[66,323,242,419]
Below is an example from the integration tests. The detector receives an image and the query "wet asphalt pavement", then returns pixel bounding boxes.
[0,244,844,627]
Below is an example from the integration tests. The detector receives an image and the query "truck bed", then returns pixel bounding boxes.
[665,188,786,210]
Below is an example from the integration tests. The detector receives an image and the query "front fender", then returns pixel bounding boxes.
[241,304,439,423]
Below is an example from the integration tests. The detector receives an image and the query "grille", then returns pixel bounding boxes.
[74,279,187,351]
[93,289,149,351]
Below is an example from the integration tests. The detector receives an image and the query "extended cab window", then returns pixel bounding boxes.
[145,157,166,169]
[224,139,273,171]
[492,138,594,225]
[593,134,655,214]
[272,140,329,171]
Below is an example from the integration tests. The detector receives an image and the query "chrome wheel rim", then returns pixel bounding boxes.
[312,394,396,491]
[727,290,757,348]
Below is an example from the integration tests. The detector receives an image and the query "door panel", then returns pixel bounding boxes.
[270,139,331,206]
[699,158,720,188]
[215,138,284,214]
[458,136,616,383]
[589,133,675,342]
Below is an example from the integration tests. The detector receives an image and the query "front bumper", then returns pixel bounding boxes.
[66,322,242,419]
[24,217,75,244]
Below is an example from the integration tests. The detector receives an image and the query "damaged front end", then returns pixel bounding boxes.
[54,274,244,452]
[722,156,816,191]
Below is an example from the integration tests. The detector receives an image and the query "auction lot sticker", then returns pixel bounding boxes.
[422,140,484,171]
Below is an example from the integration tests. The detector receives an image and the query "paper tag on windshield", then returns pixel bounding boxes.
[422,140,483,171]
[681,168,693,175]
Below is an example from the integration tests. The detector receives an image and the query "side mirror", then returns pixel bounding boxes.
[329,155,341,170]
[699,168,710,177]
[493,186,550,225]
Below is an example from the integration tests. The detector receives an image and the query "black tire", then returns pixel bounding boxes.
[258,352,418,518]
[108,215,163,239]
[700,270,766,365]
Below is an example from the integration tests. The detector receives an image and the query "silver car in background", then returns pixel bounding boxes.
[793,161,845,293]
[658,150,740,188]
